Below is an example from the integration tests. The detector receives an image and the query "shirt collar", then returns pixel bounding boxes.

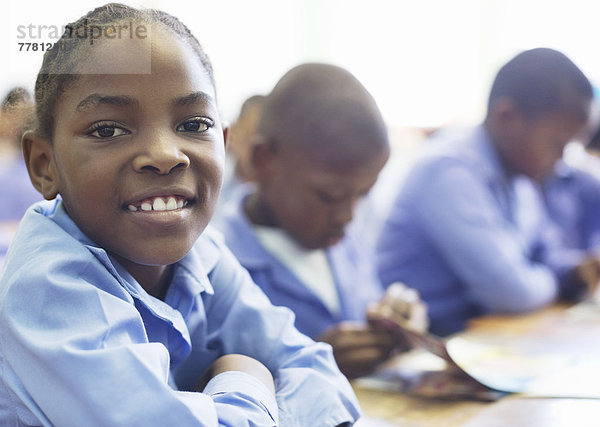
[221,187,282,269]
[473,125,514,186]
[41,198,217,299]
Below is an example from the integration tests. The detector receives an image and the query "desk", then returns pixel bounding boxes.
[353,303,600,426]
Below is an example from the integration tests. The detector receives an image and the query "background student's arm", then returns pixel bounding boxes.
[398,160,558,312]
[317,321,398,379]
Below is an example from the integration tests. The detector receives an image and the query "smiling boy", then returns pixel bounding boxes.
[0,4,360,426]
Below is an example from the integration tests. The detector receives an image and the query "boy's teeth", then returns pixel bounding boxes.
[131,196,186,212]
[153,198,167,211]
[166,197,177,210]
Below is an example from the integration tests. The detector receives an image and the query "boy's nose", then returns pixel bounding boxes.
[133,133,190,174]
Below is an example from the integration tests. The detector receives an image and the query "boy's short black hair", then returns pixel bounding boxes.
[259,63,389,166]
[487,48,593,120]
[34,3,214,142]
[237,95,266,121]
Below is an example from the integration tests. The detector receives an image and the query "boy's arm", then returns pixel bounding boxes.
[317,321,398,379]
[197,354,275,394]
[0,279,278,426]
[200,239,362,426]
[380,160,559,313]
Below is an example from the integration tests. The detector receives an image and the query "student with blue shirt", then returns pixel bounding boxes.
[377,48,600,337]
[216,63,428,379]
[0,4,360,426]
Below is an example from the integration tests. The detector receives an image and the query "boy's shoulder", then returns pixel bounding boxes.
[5,200,86,266]
[404,125,502,189]
[0,200,124,295]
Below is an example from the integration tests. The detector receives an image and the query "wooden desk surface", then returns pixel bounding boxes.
[353,303,600,426]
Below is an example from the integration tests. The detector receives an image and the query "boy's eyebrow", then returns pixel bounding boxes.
[173,91,215,107]
[75,94,139,112]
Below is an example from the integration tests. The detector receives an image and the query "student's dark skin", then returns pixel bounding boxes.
[23,25,275,394]
[487,96,600,296]
[247,133,428,378]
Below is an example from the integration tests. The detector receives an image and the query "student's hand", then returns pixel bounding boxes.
[317,321,398,379]
[196,354,275,394]
[366,282,429,351]
[570,256,600,298]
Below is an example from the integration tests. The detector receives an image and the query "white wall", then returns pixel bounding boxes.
[2,0,600,128]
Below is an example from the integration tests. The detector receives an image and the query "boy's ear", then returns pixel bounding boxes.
[490,97,525,129]
[22,130,60,200]
[488,96,527,144]
[250,133,277,174]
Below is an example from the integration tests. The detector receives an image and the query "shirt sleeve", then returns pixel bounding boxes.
[0,255,277,426]
[199,238,362,426]
[407,159,559,312]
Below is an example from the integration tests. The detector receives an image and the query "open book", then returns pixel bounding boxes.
[358,294,600,401]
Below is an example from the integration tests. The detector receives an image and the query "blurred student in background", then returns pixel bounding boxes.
[0,87,41,221]
[0,87,41,267]
[377,48,600,337]
[216,63,427,379]
[214,94,265,220]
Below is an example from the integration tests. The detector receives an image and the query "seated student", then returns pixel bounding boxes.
[0,4,360,426]
[377,48,600,337]
[216,63,428,379]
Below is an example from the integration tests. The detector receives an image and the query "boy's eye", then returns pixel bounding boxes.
[88,123,130,139]
[177,117,214,133]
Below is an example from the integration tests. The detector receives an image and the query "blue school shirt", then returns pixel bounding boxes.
[376,125,583,336]
[215,189,384,340]
[543,160,600,251]
[0,200,360,426]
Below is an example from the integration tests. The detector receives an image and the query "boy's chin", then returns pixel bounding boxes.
[112,246,192,270]
[300,235,344,251]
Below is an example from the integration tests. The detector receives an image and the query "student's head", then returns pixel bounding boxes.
[0,87,33,149]
[485,48,593,181]
[22,3,227,286]
[228,94,265,182]
[248,63,389,250]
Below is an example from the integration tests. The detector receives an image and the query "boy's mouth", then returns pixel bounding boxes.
[126,195,189,212]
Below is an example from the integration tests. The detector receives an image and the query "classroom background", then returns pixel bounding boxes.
[3,0,600,135]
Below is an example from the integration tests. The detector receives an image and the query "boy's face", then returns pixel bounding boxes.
[255,143,387,250]
[41,28,225,277]
[504,111,588,181]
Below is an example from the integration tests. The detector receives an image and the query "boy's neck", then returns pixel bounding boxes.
[112,253,173,300]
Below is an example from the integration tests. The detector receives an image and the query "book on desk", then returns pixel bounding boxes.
[356,292,600,401]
